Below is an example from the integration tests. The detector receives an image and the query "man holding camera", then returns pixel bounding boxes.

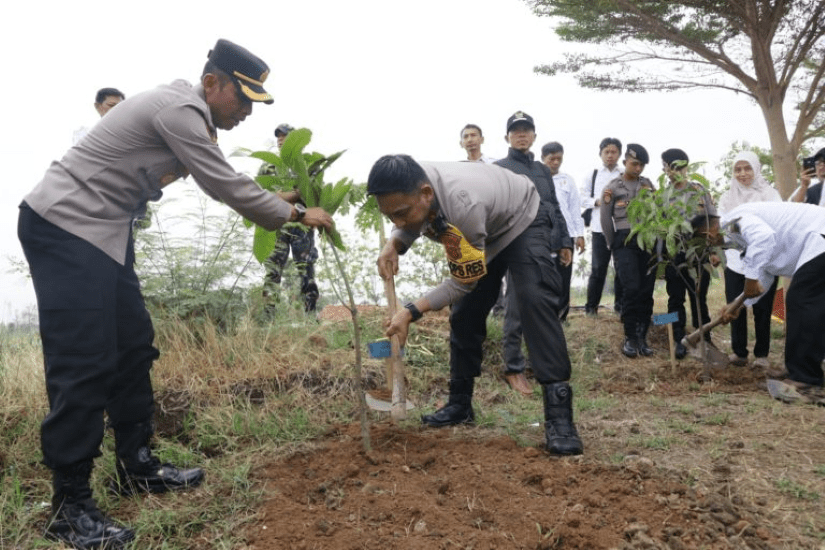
[791,147,825,206]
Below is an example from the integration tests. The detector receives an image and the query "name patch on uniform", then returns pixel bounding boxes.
[439,224,487,283]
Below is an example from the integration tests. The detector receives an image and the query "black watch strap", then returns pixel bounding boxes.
[404,302,423,322]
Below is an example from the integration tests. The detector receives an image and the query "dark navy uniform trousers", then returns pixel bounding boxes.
[448,205,571,384]
[18,204,158,470]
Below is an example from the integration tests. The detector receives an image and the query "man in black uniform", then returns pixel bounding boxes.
[18,40,334,549]
[494,111,573,396]
[601,144,657,358]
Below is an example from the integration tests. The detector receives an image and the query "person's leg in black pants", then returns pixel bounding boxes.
[784,252,825,386]
[558,257,573,321]
[586,232,610,314]
[751,277,777,359]
[724,268,749,361]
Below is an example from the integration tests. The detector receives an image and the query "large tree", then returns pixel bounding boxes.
[528,0,825,198]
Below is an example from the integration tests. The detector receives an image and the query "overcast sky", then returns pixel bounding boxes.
[0,0,787,322]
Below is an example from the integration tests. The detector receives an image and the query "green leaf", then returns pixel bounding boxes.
[252,226,279,263]
[321,226,346,251]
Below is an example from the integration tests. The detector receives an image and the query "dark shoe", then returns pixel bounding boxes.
[421,379,475,427]
[46,497,135,549]
[112,454,205,496]
[112,421,204,496]
[622,337,639,358]
[504,372,533,396]
[636,323,653,357]
[674,341,687,360]
[48,461,135,550]
[728,353,748,367]
[541,382,583,456]
[585,307,598,318]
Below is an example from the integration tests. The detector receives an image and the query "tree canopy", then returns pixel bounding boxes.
[528,0,825,198]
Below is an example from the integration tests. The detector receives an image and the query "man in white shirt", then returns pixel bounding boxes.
[460,124,496,163]
[542,141,585,320]
[581,137,624,316]
[708,203,825,403]
[72,87,126,145]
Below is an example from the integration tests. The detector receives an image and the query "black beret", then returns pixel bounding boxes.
[625,143,649,165]
[661,148,689,169]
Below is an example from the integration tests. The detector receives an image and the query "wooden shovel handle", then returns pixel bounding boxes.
[383,275,406,420]
[684,292,746,346]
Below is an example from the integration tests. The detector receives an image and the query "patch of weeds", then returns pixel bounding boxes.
[687,382,700,391]
[609,453,625,464]
[814,464,825,477]
[701,413,731,426]
[602,428,618,437]
[576,394,618,412]
[630,435,672,450]
[666,418,697,434]
[671,403,695,416]
[700,393,729,407]
[774,478,820,501]
[647,396,667,407]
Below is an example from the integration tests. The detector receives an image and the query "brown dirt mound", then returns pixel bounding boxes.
[247,423,777,550]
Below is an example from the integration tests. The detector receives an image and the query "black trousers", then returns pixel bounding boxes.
[665,260,711,340]
[723,268,777,359]
[586,232,622,311]
[450,206,571,384]
[612,243,655,336]
[501,256,572,373]
[784,252,825,386]
[18,205,158,470]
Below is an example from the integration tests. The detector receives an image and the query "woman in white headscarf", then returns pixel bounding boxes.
[718,151,781,370]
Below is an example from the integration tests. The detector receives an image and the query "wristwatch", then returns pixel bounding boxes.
[293,203,306,222]
[404,302,423,322]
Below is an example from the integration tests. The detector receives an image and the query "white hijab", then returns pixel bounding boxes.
[718,151,781,214]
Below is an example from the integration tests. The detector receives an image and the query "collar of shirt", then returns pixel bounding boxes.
[507,147,535,165]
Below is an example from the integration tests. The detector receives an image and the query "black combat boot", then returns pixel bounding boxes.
[622,321,639,358]
[673,326,688,360]
[421,379,475,427]
[541,382,583,456]
[636,322,654,357]
[46,460,135,549]
[110,422,204,496]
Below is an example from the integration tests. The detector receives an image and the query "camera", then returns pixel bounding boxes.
[802,156,817,171]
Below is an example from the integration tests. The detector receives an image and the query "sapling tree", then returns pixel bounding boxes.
[626,162,726,379]
[241,129,376,449]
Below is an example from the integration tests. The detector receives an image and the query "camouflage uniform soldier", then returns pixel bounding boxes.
[262,123,319,312]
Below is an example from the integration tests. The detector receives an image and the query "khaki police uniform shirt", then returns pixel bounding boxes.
[390,161,540,311]
[24,80,292,265]
[599,175,655,249]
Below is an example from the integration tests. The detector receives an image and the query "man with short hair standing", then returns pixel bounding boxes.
[582,138,624,316]
[460,124,496,163]
[542,141,585,321]
[72,87,126,144]
[19,39,334,549]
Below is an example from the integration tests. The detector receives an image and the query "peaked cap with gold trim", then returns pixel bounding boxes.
[207,39,273,104]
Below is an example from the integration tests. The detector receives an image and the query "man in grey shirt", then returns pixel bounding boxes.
[18,39,334,550]
[368,155,582,457]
